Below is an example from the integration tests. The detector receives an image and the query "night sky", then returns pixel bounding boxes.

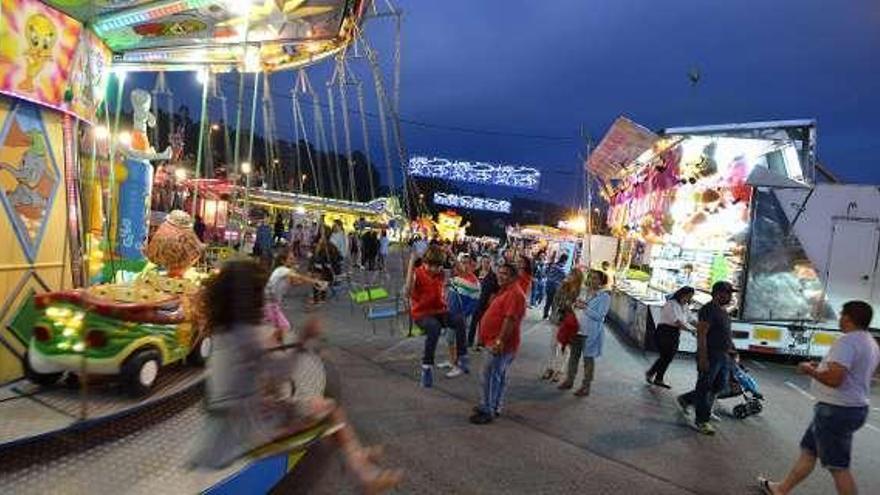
[140,0,880,208]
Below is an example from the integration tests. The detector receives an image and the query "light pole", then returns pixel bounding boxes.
[240,161,252,253]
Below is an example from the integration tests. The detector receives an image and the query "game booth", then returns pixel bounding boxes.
[591,117,880,358]
[0,0,386,493]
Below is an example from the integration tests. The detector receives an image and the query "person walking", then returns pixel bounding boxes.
[404,246,469,388]
[273,215,285,245]
[193,214,206,242]
[530,255,546,308]
[543,254,569,319]
[645,286,696,388]
[675,281,737,435]
[469,261,527,425]
[378,230,390,271]
[540,267,584,381]
[291,224,304,258]
[468,255,499,347]
[362,229,380,271]
[558,270,610,397]
[759,300,879,495]
[329,221,347,265]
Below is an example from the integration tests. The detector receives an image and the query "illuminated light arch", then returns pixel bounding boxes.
[409,156,541,190]
[433,193,511,213]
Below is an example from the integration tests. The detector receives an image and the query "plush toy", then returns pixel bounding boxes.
[679,142,718,184]
[724,155,752,205]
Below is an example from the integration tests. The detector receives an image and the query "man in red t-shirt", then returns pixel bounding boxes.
[405,246,468,388]
[470,261,526,424]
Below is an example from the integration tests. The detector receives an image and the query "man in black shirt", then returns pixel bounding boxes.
[676,281,736,435]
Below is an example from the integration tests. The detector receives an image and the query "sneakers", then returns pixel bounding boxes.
[469,411,493,425]
[709,412,722,422]
[420,366,433,388]
[693,421,716,436]
[457,355,471,374]
[437,361,453,370]
[676,396,692,417]
[445,366,464,378]
[645,371,654,385]
[652,381,672,389]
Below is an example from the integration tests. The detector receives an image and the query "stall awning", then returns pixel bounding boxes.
[586,116,658,183]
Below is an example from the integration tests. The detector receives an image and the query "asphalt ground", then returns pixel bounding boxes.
[291,254,880,495]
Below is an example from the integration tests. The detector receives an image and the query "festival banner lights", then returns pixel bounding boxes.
[433,193,511,213]
[409,156,541,190]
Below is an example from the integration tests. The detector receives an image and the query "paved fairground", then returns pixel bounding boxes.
[280,251,880,495]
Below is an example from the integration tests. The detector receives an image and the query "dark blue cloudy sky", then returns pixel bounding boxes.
[383,0,880,203]
[145,0,880,208]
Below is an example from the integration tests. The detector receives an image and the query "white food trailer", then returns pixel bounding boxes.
[591,118,878,358]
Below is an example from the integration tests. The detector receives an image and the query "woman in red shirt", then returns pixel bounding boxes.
[405,246,468,388]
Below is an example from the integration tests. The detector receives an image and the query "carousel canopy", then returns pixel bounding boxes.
[45,0,368,72]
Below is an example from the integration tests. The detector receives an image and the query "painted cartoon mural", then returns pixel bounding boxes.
[0,0,81,110]
[0,102,59,262]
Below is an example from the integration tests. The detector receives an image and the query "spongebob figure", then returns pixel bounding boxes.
[18,14,57,93]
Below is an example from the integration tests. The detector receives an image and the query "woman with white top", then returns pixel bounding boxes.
[645,286,696,389]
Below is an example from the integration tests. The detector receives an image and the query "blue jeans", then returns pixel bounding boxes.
[416,313,467,366]
[679,352,729,424]
[543,283,559,319]
[530,279,545,306]
[478,352,515,415]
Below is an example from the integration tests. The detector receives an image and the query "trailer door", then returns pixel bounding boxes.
[825,218,880,307]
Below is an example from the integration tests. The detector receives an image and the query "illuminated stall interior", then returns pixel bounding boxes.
[597,118,813,311]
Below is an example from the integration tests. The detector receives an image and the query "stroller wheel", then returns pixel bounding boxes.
[749,400,763,415]
[732,404,747,419]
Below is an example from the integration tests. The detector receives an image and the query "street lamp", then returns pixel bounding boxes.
[241,161,252,175]
[211,124,220,131]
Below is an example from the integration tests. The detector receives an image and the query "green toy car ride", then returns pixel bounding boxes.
[26,285,211,397]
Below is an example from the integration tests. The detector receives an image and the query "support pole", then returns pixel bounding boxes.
[291,87,303,192]
[337,57,357,201]
[355,80,376,199]
[247,71,261,177]
[303,71,328,198]
[192,69,210,217]
[232,20,251,174]
[326,85,344,199]
[291,85,321,196]
[362,35,412,217]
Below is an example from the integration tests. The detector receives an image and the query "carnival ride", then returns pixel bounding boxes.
[0,0,409,492]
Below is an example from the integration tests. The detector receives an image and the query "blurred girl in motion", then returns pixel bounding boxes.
[265,252,328,344]
[191,259,401,493]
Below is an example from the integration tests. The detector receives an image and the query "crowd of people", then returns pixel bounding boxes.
[195,224,878,495]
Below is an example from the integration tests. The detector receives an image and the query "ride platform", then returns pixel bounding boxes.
[0,349,330,494]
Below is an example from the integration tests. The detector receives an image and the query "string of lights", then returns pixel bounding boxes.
[433,193,511,213]
[409,155,541,189]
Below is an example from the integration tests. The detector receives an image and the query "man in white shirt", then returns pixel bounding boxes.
[760,300,879,495]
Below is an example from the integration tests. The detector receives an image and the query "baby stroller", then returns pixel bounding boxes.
[717,358,764,419]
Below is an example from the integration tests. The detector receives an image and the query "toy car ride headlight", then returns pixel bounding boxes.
[85,329,108,348]
[33,325,52,342]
